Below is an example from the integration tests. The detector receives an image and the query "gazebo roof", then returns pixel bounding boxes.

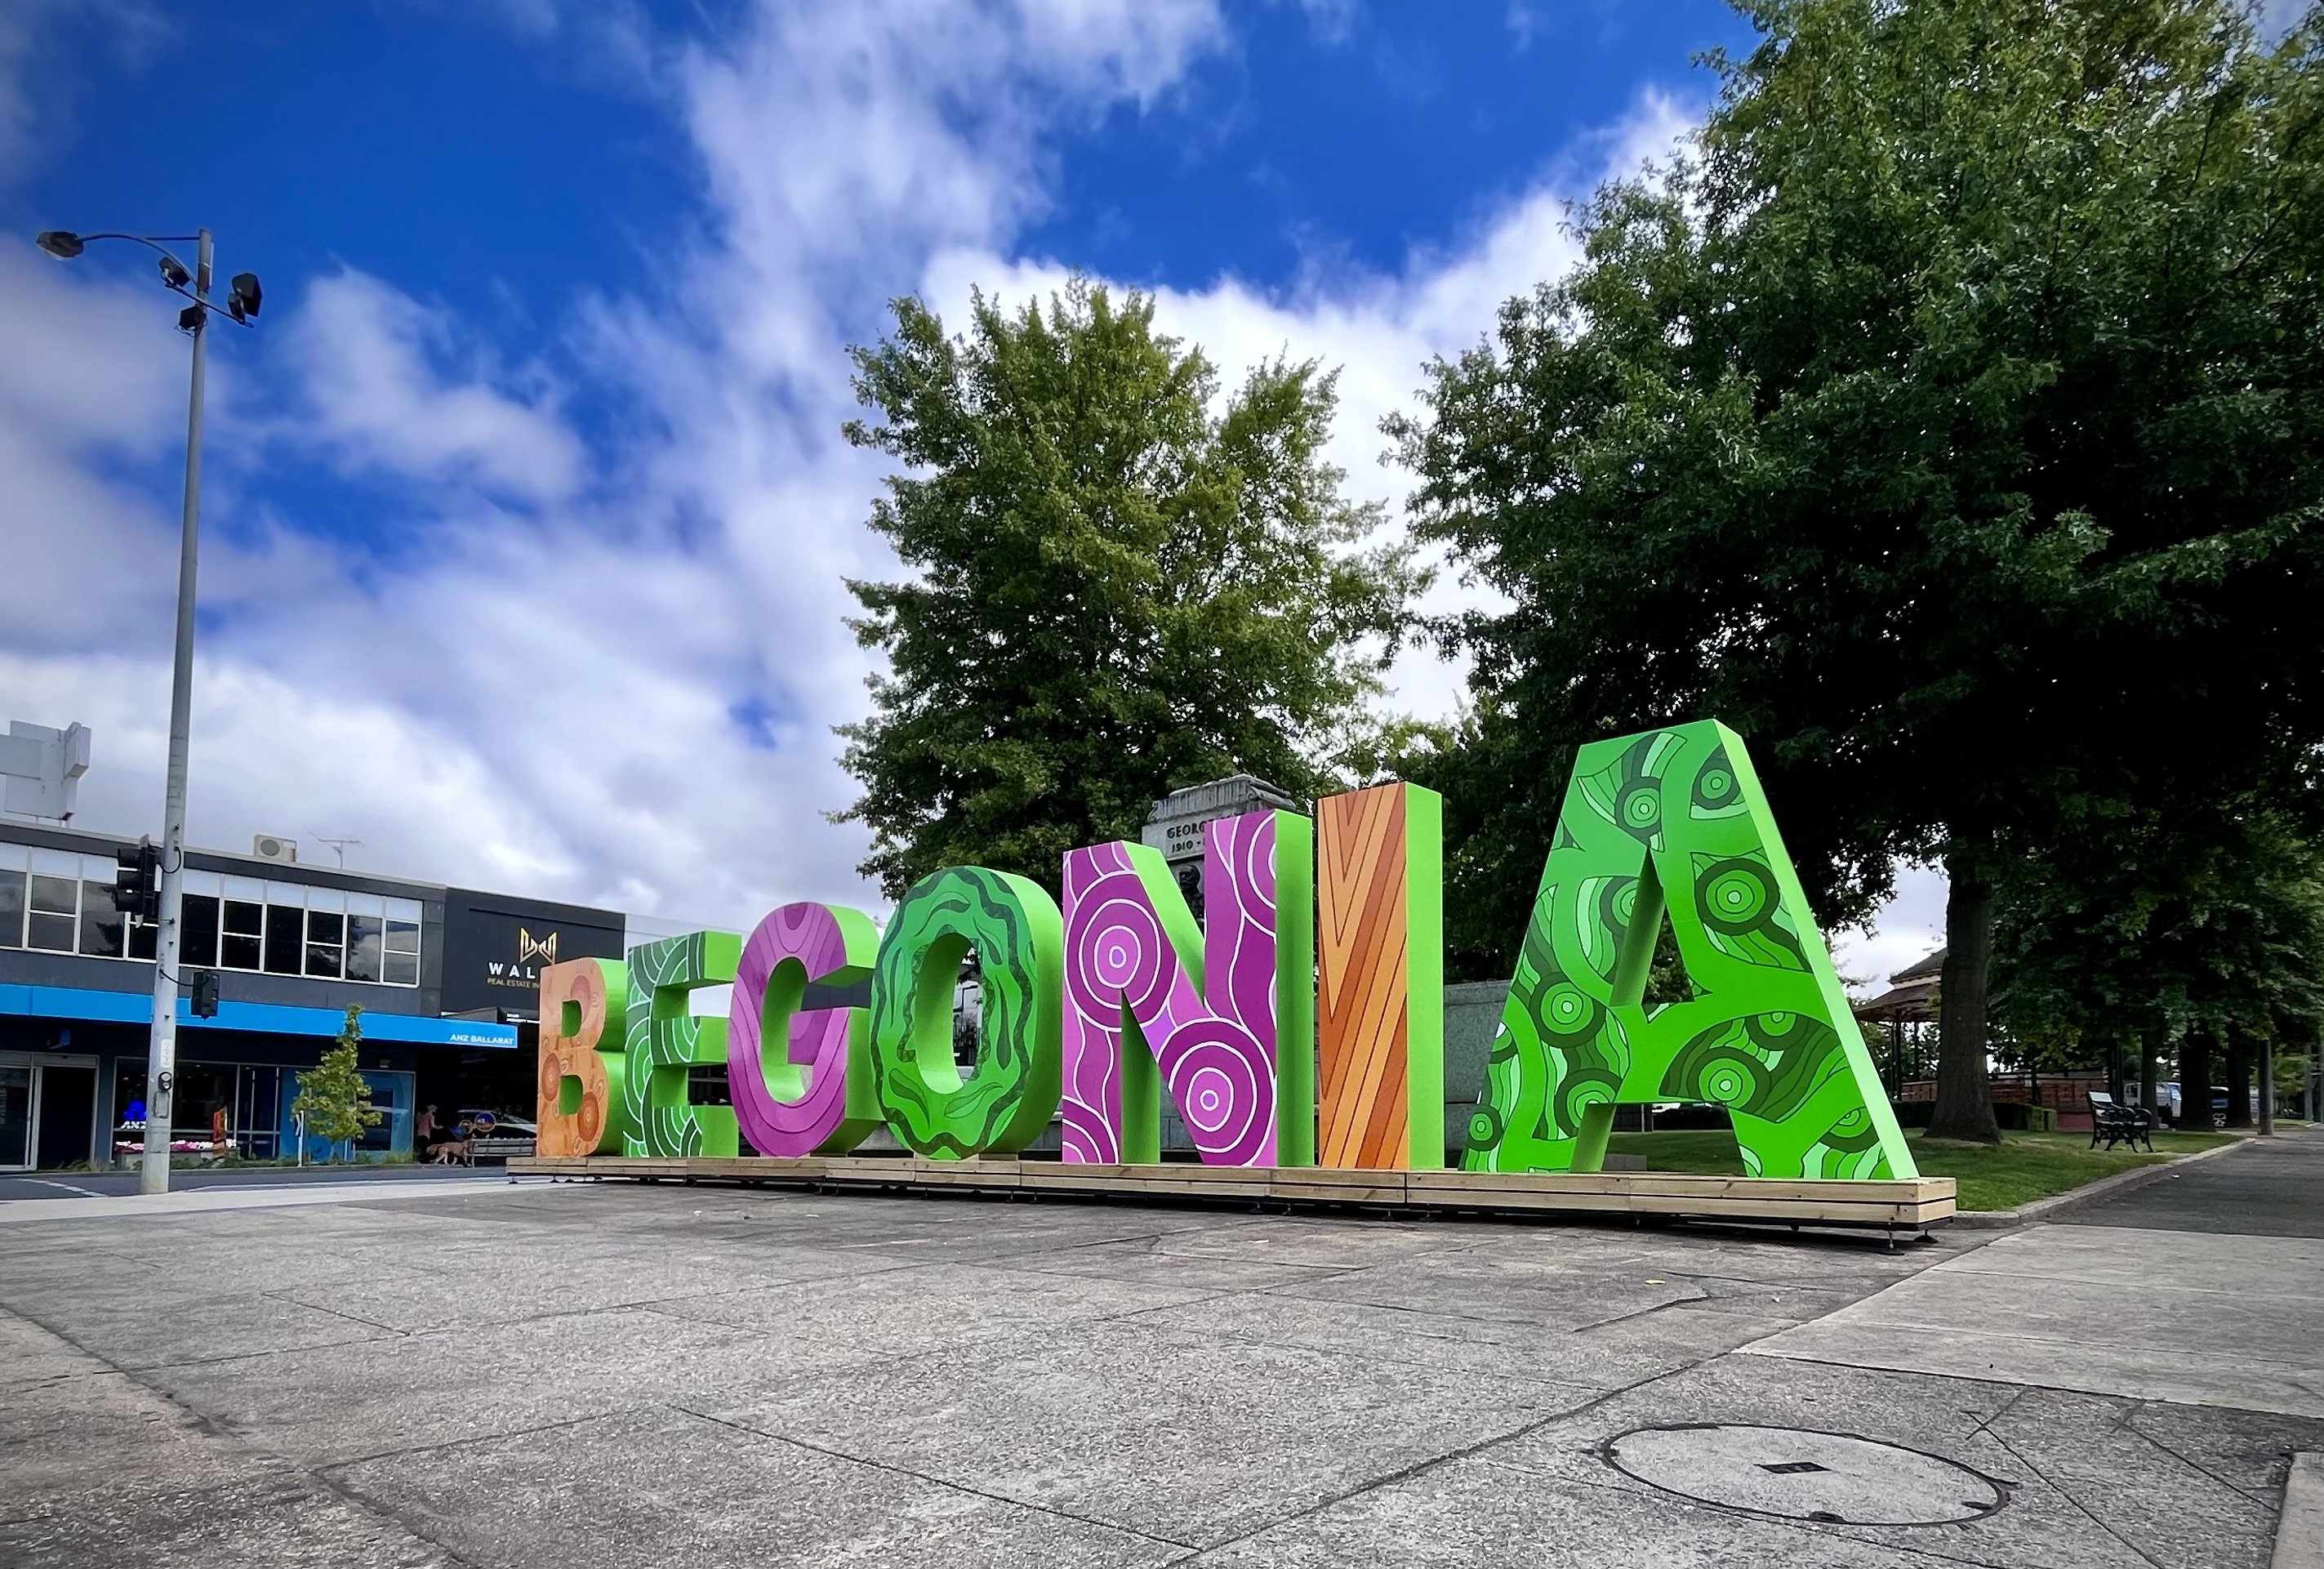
[1852,947,1945,1021]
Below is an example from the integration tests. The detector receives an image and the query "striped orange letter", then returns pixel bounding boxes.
[1316,782,1444,1170]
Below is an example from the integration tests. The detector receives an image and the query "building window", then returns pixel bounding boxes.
[0,847,427,987]
[182,894,220,967]
[345,895,384,983]
[0,865,23,948]
[27,870,78,952]
[222,898,264,971]
[79,878,124,957]
[263,901,303,975]
[383,906,421,986]
[305,910,345,979]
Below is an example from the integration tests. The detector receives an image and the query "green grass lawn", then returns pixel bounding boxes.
[1603,1125,2235,1210]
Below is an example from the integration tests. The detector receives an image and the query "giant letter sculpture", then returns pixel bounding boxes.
[536,956,630,1156]
[869,867,1063,1159]
[1316,782,1445,1170]
[728,902,883,1156]
[623,930,743,1158]
[1060,810,1314,1166]
[1461,720,1917,1179]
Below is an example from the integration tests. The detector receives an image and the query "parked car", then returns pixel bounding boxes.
[2154,1084,2232,1128]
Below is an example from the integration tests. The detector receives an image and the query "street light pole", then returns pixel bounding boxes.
[39,225,258,1192]
[140,228,211,1196]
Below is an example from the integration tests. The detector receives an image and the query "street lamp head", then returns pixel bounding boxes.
[226,271,261,322]
[34,230,83,259]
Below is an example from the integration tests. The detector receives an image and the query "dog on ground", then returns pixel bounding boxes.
[426,1139,471,1166]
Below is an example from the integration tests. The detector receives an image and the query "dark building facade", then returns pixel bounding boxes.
[0,820,621,1170]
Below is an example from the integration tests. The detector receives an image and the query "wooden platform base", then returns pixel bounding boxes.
[509,1156,1956,1234]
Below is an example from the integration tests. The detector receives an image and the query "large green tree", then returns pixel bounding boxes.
[1392,0,2324,1142]
[1994,804,2324,1121]
[838,281,1416,898]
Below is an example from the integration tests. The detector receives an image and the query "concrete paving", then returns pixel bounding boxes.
[0,1162,506,1206]
[1,1148,2318,1567]
[2059,1128,2324,1238]
[1747,1134,2324,1420]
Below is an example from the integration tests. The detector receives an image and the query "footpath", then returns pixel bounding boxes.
[0,1134,2317,1566]
[1746,1128,2324,1562]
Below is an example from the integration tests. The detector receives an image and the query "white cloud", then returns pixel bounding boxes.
[919,86,1697,720]
[2,2,1807,965]
[269,270,586,505]
[1830,864,1948,996]
[0,245,189,654]
[0,0,1232,931]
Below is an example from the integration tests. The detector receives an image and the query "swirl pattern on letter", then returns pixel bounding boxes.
[728,902,876,1157]
[1061,813,1280,1166]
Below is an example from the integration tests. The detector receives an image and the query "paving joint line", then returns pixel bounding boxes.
[1957,1384,2035,1447]
[1567,1290,1714,1335]
[1162,1357,1703,1562]
[316,1408,634,1472]
[1985,1424,2166,1569]
[256,1288,415,1339]
[670,1402,1200,1551]
[2121,1402,2286,1507]
[0,1299,488,1568]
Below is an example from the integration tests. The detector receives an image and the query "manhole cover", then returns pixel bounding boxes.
[1603,1424,2010,1527]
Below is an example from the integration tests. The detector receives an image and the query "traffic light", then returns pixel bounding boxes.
[113,838,160,922]
[189,969,220,1019]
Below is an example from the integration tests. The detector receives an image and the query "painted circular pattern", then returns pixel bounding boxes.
[1072,881,1170,1019]
[1163,1015,1267,1160]
[870,867,1063,1159]
[1699,857,1776,934]
[1543,982,1596,1038]
[1618,779,1662,837]
[1556,1068,1619,1131]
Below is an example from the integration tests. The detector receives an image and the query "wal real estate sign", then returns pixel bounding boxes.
[535,722,1917,1181]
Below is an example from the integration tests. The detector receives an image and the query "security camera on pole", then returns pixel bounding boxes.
[36,227,262,1194]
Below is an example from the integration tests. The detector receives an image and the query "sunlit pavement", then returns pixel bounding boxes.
[2,1138,2317,1567]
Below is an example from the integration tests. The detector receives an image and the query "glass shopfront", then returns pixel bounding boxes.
[279,1068,412,1160]
[0,1064,29,1170]
[0,1056,100,1170]
[112,1059,413,1162]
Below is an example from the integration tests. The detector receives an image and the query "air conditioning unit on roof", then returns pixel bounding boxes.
[252,834,298,864]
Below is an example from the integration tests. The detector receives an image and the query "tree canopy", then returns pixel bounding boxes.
[838,281,1416,898]
[1994,802,2324,1066]
[1392,0,2324,1137]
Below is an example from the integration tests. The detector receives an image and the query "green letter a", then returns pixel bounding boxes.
[1460,721,1916,1180]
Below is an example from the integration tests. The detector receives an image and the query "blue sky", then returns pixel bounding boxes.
[0,0,1946,980]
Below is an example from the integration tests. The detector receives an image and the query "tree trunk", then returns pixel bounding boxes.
[2180,1029,2213,1130]
[1927,855,2001,1143]
[2223,1036,2253,1128]
[2139,1030,2161,1118]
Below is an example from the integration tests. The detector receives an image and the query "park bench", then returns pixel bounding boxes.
[2087,1091,2155,1153]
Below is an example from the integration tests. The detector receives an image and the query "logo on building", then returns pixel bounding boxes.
[487,928,560,989]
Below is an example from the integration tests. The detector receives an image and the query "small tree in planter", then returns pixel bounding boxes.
[292,1007,380,1163]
